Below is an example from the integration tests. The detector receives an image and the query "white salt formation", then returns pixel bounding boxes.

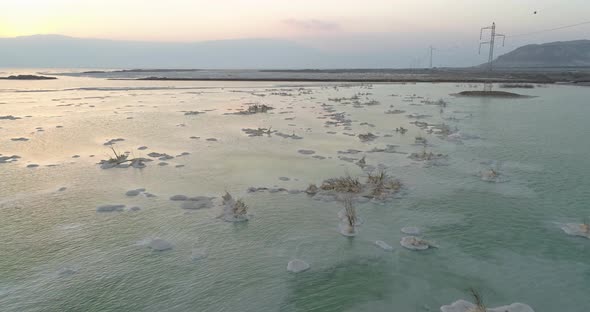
[148,238,174,251]
[440,300,534,312]
[400,236,436,251]
[375,240,393,251]
[191,248,209,261]
[561,223,590,239]
[287,259,310,273]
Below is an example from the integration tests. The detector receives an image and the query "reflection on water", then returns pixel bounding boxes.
[1,72,589,311]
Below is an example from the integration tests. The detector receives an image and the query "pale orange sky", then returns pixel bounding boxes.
[1,0,588,43]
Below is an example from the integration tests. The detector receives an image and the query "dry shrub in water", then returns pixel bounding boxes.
[367,170,402,197]
[320,176,362,193]
[343,197,357,227]
[247,104,274,113]
[233,199,248,216]
[469,288,486,312]
[107,147,128,164]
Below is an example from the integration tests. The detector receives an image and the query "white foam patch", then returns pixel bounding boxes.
[441,300,534,312]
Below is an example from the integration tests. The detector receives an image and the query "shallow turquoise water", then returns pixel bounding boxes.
[1,75,589,311]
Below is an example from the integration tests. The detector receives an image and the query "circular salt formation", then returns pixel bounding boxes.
[375,240,393,251]
[561,223,590,239]
[400,236,431,251]
[401,226,421,235]
[287,259,310,273]
[441,300,535,312]
[148,238,174,251]
[338,222,358,237]
[191,248,208,261]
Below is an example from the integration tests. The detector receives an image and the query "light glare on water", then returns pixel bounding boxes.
[1,72,589,312]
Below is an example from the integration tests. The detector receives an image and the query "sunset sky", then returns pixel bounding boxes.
[1,0,589,66]
[1,0,588,40]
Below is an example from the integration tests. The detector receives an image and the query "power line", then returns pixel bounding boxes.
[507,20,590,38]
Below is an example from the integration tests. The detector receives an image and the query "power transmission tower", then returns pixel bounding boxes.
[479,22,505,71]
[429,46,436,68]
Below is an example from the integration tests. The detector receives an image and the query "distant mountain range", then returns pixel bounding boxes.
[1,35,589,69]
[490,40,590,68]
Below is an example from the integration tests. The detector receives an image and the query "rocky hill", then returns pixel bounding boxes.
[491,40,590,68]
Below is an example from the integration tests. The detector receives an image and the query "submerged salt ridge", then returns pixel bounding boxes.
[0,76,588,311]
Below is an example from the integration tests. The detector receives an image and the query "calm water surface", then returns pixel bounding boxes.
[1,71,589,311]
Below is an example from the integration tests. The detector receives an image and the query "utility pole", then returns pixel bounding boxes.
[429,46,436,68]
[479,22,505,71]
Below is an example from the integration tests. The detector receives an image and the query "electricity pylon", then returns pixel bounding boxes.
[479,22,505,71]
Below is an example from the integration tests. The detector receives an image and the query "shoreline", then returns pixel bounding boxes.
[106,77,590,85]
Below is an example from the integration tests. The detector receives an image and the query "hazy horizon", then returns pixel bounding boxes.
[1,0,590,68]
